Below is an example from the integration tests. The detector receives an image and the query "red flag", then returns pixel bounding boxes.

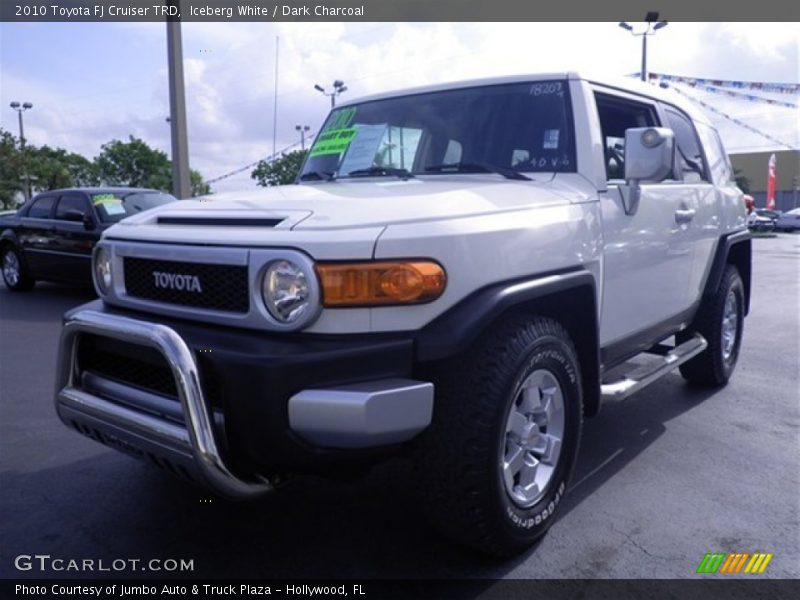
[766,154,776,210]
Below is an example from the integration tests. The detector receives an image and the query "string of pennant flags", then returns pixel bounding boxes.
[204,132,316,185]
[668,81,797,109]
[648,72,800,95]
[668,84,797,151]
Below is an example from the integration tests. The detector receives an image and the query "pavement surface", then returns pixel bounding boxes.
[1,234,798,580]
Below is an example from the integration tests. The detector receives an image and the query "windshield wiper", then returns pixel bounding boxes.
[424,162,531,181]
[298,171,335,182]
[344,166,414,179]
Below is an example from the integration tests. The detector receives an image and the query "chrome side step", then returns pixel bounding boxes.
[601,334,707,402]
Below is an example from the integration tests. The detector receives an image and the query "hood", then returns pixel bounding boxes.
[104,176,585,258]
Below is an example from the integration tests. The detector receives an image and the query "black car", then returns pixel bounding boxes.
[0,187,177,291]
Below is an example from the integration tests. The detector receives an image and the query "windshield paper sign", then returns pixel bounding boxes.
[338,123,388,173]
[309,107,358,157]
[309,127,358,157]
[92,194,126,215]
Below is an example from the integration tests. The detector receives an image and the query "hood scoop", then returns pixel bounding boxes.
[157,216,286,227]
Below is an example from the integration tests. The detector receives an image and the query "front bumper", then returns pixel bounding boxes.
[55,302,433,498]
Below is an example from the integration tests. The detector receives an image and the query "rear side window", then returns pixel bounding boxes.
[664,108,708,183]
[27,196,56,219]
[594,93,659,180]
[695,122,734,185]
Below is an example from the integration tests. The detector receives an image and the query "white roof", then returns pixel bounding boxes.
[338,71,712,126]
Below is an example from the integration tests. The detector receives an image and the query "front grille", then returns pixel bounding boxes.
[123,257,249,313]
[76,334,222,410]
[78,334,178,398]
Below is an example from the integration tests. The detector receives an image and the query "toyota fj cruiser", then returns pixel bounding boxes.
[53,73,750,555]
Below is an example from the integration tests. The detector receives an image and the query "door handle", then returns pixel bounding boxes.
[675,208,695,224]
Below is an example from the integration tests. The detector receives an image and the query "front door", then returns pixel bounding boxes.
[594,91,696,357]
[51,192,97,283]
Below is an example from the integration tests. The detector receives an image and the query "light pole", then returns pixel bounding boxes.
[619,13,668,82]
[314,80,348,107]
[295,125,310,150]
[9,101,33,200]
[166,19,191,199]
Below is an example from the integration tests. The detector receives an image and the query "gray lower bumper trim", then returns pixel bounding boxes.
[54,309,272,499]
[288,378,434,448]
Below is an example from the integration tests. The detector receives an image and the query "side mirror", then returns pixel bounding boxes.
[621,127,675,215]
[82,214,96,231]
[62,209,84,222]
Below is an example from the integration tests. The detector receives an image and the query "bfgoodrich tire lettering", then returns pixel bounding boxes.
[415,316,583,556]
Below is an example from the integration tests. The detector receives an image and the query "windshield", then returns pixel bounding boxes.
[300,80,576,180]
[92,192,177,223]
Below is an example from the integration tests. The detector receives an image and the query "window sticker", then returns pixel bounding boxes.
[92,194,126,215]
[543,129,560,149]
[324,107,357,132]
[308,127,358,157]
[91,193,119,204]
[530,82,563,96]
[338,124,388,174]
[309,107,359,157]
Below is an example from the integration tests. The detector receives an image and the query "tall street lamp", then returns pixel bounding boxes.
[619,12,668,82]
[9,101,33,200]
[295,125,310,150]
[314,80,348,107]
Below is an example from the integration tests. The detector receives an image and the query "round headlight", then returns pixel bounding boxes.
[94,247,112,294]
[261,260,311,323]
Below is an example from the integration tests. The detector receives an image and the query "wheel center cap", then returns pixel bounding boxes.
[521,421,540,446]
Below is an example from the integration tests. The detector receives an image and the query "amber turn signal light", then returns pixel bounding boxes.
[315,260,446,307]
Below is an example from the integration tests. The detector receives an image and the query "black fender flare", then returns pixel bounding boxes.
[703,229,752,316]
[415,267,602,416]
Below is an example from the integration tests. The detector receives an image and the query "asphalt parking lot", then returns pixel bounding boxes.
[1,234,798,580]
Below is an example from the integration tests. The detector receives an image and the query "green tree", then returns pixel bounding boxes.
[28,145,99,191]
[734,168,750,194]
[190,170,211,196]
[94,136,211,197]
[251,150,308,187]
[0,129,23,209]
[95,136,172,190]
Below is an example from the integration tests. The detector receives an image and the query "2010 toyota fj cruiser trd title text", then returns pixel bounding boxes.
[50,73,750,555]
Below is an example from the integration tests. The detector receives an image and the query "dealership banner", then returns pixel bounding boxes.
[2,0,799,22]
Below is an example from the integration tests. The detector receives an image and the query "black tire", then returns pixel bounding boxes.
[677,265,744,386]
[415,315,583,556]
[0,244,35,292]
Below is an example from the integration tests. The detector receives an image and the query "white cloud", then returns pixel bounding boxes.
[2,22,797,192]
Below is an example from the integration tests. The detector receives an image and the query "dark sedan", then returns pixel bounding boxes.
[0,188,177,291]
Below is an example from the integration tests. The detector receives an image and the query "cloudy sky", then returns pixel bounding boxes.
[0,21,797,192]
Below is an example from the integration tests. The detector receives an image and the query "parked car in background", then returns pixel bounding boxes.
[747,208,777,232]
[775,207,800,232]
[0,188,177,291]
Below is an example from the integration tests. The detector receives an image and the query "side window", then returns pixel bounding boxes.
[594,93,658,180]
[695,122,734,185]
[55,194,90,221]
[26,196,56,219]
[664,109,708,183]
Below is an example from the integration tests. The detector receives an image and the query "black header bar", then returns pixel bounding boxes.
[2,0,799,22]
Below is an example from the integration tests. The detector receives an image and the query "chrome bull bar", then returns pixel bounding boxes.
[54,309,272,499]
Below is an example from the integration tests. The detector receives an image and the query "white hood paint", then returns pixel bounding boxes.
[105,176,585,260]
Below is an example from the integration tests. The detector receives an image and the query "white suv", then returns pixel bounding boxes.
[55,72,750,555]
